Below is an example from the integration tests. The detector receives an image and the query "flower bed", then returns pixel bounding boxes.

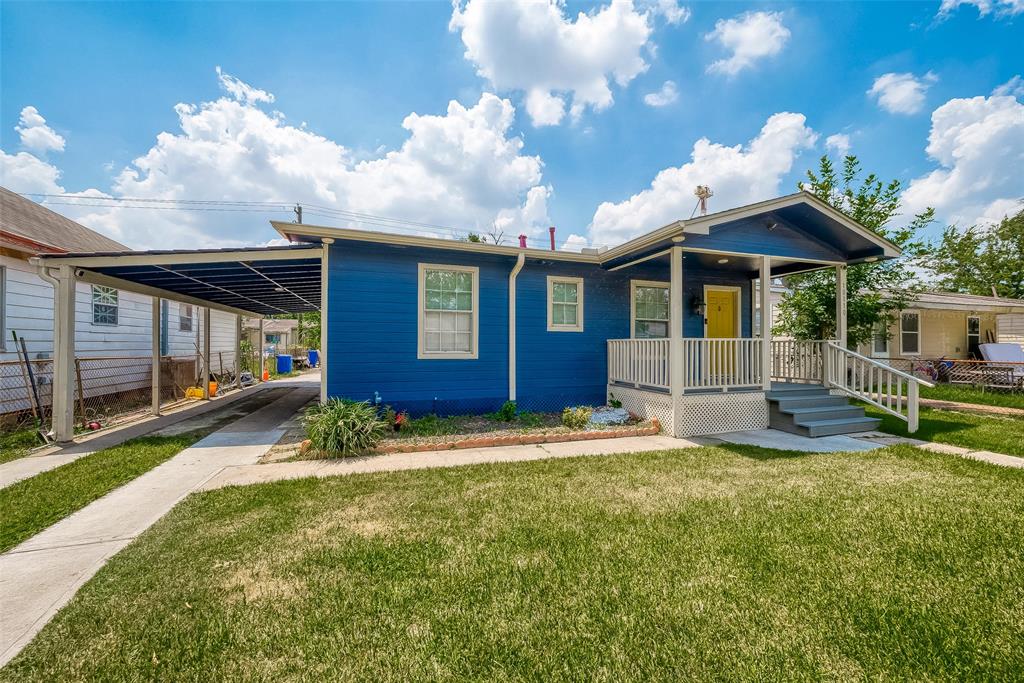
[375,419,661,454]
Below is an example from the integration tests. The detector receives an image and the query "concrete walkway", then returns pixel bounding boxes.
[0,373,319,490]
[0,385,317,667]
[202,435,700,490]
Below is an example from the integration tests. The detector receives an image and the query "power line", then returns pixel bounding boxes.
[39,201,294,214]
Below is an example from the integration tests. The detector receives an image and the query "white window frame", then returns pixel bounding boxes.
[630,279,669,339]
[547,276,584,332]
[179,303,194,332]
[966,315,981,353]
[417,263,479,360]
[899,310,921,356]
[871,320,889,358]
[91,285,119,326]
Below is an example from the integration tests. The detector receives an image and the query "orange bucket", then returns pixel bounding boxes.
[208,381,218,397]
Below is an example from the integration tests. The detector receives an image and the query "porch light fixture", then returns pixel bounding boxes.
[717,258,729,264]
[691,294,706,317]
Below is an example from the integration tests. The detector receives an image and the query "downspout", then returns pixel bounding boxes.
[508,252,525,401]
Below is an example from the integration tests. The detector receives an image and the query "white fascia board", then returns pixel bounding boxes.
[35,247,323,269]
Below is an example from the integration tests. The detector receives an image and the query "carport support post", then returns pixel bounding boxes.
[202,307,211,400]
[669,246,684,403]
[760,255,772,391]
[151,297,161,416]
[320,238,333,404]
[835,264,848,348]
[52,265,77,443]
[235,314,243,389]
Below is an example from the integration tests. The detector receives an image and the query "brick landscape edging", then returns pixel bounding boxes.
[375,419,661,454]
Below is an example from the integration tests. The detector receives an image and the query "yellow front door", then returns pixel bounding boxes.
[705,289,737,338]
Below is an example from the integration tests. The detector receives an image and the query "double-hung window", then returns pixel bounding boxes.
[899,311,920,355]
[419,264,478,359]
[872,321,889,356]
[631,280,669,338]
[91,285,118,326]
[179,304,194,332]
[547,276,584,332]
[967,315,981,357]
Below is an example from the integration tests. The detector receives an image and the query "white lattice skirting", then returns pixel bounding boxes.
[607,386,769,437]
[674,392,768,436]
[607,385,675,435]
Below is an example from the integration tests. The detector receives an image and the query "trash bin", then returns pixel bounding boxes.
[307,349,319,367]
[276,354,293,374]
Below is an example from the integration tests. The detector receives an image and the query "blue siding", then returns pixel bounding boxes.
[326,242,752,416]
[671,220,843,262]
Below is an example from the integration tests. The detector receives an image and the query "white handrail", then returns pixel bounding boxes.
[770,339,831,384]
[607,338,670,391]
[824,341,934,433]
[607,338,762,392]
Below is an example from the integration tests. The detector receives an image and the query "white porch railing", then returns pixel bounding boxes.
[770,339,831,383]
[824,342,934,433]
[607,338,670,391]
[607,338,763,391]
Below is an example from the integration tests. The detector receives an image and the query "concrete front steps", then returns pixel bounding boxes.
[767,383,880,437]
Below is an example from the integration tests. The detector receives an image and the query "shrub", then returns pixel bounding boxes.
[304,399,389,455]
[493,400,517,422]
[608,393,622,409]
[561,406,592,430]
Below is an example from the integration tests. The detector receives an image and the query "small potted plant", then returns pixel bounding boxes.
[394,411,409,432]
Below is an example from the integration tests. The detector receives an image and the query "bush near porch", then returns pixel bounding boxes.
[4,444,1022,680]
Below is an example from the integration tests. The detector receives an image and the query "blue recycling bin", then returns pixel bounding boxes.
[307,349,319,367]
[276,354,293,374]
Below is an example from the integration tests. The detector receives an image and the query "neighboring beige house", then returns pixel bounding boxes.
[242,317,298,355]
[859,291,1024,367]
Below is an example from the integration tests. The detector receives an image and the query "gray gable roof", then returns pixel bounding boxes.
[0,187,128,253]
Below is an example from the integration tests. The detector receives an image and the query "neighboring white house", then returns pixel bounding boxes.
[1,187,239,416]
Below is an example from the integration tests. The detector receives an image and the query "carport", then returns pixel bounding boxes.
[31,243,327,443]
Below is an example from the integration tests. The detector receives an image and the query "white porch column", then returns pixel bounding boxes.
[835,264,848,348]
[320,238,333,403]
[151,297,161,415]
[760,255,772,391]
[202,306,211,400]
[234,314,243,389]
[669,246,684,400]
[52,265,77,443]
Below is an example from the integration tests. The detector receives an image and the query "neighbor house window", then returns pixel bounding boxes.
[967,316,981,356]
[418,264,478,359]
[872,321,889,356]
[179,303,194,332]
[899,311,920,355]
[631,280,669,338]
[547,276,584,332]
[91,285,118,326]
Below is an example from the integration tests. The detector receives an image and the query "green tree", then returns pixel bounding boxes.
[775,155,933,346]
[928,208,1024,299]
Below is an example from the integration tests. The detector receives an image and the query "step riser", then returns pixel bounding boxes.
[771,397,848,410]
[774,407,866,422]
[767,392,880,437]
[804,420,881,437]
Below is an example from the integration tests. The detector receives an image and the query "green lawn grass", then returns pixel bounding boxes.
[920,383,1024,411]
[0,433,202,552]
[3,444,1022,681]
[0,428,42,465]
[864,404,1024,456]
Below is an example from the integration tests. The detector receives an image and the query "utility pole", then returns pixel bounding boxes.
[294,203,303,224]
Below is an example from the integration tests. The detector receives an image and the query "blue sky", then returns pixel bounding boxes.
[1,1,1021,250]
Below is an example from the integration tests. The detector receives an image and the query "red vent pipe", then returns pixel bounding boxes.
[549,226,556,251]
[518,234,527,248]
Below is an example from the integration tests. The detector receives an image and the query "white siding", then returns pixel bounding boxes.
[997,314,1024,346]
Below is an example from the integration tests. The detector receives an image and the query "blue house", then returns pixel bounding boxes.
[37,191,930,443]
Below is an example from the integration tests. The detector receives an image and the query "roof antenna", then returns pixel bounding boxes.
[294,203,303,224]
[694,185,713,217]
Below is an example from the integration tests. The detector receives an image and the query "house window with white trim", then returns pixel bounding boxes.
[631,281,669,338]
[91,285,118,326]
[872,321,889,356]
[967,315,981,357]
[418,264,478,358]
[179,304,194,332]
[547,276,584,332]
[899,311,920,355]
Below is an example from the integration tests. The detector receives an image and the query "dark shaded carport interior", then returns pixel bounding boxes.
[49,245,322,316]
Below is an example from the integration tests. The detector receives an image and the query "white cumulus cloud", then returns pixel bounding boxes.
[938,0,1024,17]
[648,0,690,25]
[825,133,851,156]
[643,80,679,107]
[1,69,555,250]
[589,112,817,246]
[902,94,1024,227]
[867,71,938,115]
[449,0,655,126]
[704,11,790,76]
[15,106,66,153]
